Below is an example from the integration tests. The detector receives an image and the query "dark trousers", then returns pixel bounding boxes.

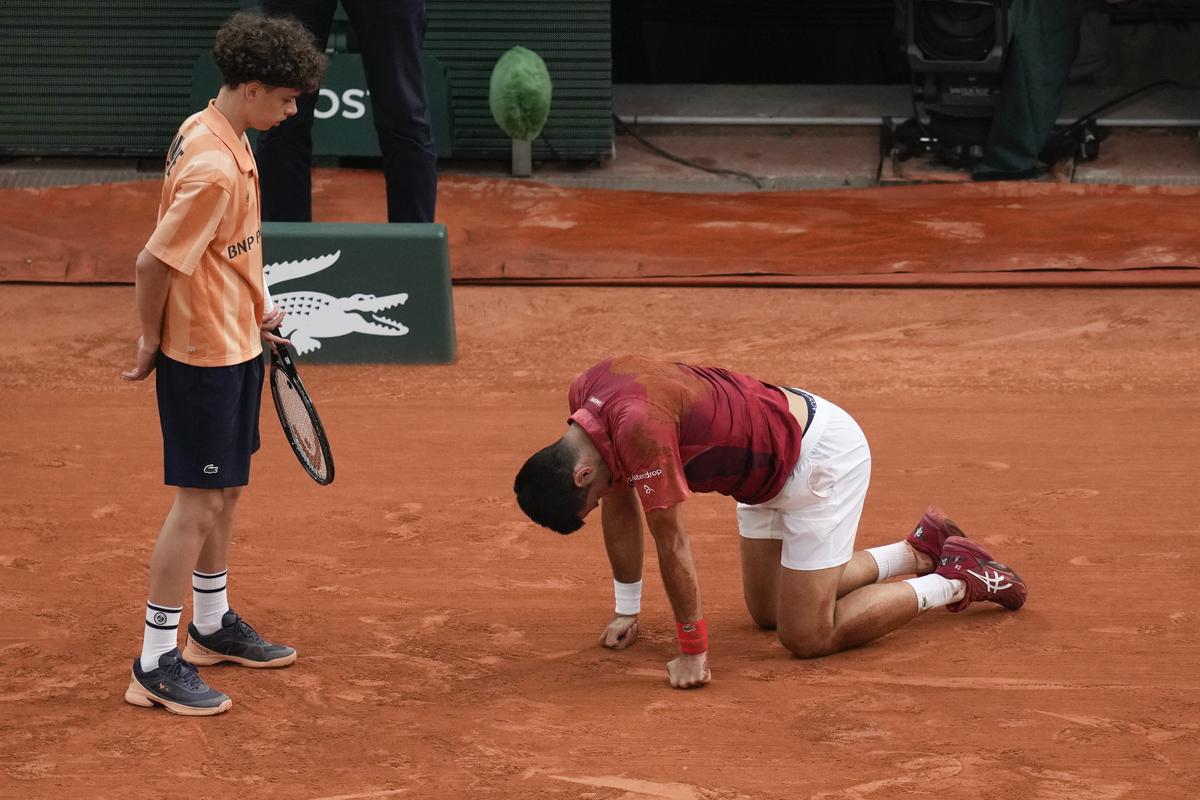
[977,0,1087,175]
[257,0,437,223]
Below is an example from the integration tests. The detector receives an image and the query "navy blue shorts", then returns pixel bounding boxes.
[156,352,263,488]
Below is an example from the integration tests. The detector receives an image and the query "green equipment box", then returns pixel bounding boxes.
[263,223,455,364]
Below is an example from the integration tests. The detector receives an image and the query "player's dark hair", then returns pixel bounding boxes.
[514,439,587,535]
[213,11,327,91]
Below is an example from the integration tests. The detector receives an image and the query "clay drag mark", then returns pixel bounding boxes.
[0,285,1198,799]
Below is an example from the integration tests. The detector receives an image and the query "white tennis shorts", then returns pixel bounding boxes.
[736,391,871,571]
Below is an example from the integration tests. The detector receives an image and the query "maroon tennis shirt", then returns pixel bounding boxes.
[567,355,802,513]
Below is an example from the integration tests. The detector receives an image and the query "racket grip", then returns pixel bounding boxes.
[269,327,291,360]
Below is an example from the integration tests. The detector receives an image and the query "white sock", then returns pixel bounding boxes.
[866,542,919,582]
[140,602,182,672]
[192,569,229,636]
[904,574,966,612]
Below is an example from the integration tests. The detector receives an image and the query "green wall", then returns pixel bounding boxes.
[0,0,612,160]
[425,1,612,159]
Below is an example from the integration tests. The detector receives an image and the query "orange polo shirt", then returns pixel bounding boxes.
[145,100,264,366]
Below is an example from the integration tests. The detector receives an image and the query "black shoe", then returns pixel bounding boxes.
[124,648,232,716]
[183,609,297,668]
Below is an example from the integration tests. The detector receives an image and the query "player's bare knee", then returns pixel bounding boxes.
[177,489,226,532]
[195,501,225,533]
[746,605,777,630]
[222,486,244,507]
[742,586,778,630]
[754,615,778,631]
[778,629,836,659]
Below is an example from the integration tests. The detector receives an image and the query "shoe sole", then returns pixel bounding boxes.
[182,637,298,668]
[124,677,232,716]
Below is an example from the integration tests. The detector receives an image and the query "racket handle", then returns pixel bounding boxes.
[269,328,292,362]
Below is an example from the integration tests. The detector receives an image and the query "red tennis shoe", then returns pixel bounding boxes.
[936,536,1028,612]
[906,505,964,574]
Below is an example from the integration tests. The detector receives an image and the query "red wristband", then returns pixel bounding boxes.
[676,618,707,655]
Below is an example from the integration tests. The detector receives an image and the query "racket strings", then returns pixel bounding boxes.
[271,368,329,481]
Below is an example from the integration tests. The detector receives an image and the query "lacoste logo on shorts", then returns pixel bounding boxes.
[153,612,168,625]
[203,464,219,474]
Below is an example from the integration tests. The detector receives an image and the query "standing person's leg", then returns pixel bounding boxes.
[180,356,294,668]
[190,486,242,636]
[257,0,339,222]
[196,486,240,573]
[141,488,228,666]
[344,0,437,222]
[182,484,296,668]
[127,354,267,714]
[974,0,1088,177]
[127,487,233,715]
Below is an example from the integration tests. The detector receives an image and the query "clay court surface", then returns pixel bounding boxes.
[1,280,1198,799]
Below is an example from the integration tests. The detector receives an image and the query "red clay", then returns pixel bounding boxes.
[1,282,1198,798]
[2,172,1198,285]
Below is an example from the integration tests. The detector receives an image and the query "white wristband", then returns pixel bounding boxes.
[614,578,642,616]
[262,271,277,314]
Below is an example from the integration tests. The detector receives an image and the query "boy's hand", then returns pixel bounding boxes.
[121,337,159,381]
[260,306,289,350]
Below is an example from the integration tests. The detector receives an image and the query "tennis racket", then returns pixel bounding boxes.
[268,329,334,485]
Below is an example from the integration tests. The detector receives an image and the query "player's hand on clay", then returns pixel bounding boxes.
[666,652,710,689]
[599,614,639,649]
[121,336,158,381]
[260,306,289,349]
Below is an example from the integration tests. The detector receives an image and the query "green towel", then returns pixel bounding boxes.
[489,46,553,142]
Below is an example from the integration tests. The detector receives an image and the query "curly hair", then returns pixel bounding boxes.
[212,11,327,91]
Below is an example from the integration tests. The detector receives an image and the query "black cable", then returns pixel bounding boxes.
[612,113,764,189]
[1042,79,1198,162]
[531,130,605,170]
[538,131,565,163]
[1057,79,1183,134]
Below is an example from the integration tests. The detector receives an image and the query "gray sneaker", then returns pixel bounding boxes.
[182,609,297,668]
[125,648,232,716]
